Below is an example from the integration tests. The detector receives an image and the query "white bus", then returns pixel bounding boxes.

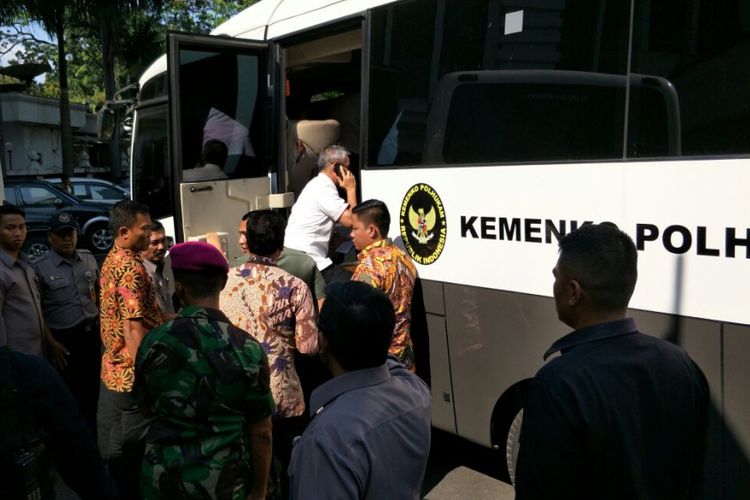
[125,0,750,494]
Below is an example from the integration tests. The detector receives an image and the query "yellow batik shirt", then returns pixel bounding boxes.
[352,239,417,371]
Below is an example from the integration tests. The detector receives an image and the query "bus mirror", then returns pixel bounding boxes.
[97,105,116,141]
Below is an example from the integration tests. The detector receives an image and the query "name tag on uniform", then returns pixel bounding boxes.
[49,274,64,281]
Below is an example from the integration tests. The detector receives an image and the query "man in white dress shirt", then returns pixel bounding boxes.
[284,145,357,283]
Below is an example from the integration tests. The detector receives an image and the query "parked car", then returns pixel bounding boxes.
[117,177,131,196]
[47,176,130,205]
[4,180,114,259]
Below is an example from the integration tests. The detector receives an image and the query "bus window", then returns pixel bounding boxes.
[173,46,267,180]
[283,27,363,190]
[367,0,631,166]
[132,105,171,219]
[629,0,750,158]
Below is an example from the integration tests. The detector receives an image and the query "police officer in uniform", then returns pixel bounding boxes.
[34,212,100,431]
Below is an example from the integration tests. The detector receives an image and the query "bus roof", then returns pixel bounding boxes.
[139,0,397,87]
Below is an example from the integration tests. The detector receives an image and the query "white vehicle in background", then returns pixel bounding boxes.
[46,177,130,205]
[111,0,750,494]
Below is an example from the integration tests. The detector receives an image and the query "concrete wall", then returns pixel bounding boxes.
[0,92,96,176]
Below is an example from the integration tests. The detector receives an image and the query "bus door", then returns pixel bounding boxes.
[167,33,291,261]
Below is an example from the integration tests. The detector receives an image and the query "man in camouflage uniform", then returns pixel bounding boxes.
[136,241,274,500]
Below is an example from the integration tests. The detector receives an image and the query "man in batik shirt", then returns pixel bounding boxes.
[220,209,318,497]
[351,199,418,371]
[136,241,274,500]
[98,200,163,499]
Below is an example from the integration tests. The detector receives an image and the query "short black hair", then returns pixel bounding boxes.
[202,139,228,167]
[109,200,150,234]
[558,222,638,311]
[0,204,26,219]
[149,220,165,233]
[245,210,286,256]
[173,269,227,299]
[319,281,395,371]
[352,199,390,237]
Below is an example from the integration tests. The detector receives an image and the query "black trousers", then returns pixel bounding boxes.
[97,385,149,500]
[51,319,101,433]
[272,414,309,500]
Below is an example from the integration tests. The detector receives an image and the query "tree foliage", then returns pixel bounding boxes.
[2,0,257,177]
[2,23,107,108]
[0,0,80,173]
[1,0,258,107]
[162,0,258,33]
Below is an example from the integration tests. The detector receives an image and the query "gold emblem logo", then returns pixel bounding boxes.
[400,183,446,265]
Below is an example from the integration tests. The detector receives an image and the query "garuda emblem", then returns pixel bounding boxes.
[408,206,436,244]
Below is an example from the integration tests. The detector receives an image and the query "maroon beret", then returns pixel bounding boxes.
[169,241,229,274]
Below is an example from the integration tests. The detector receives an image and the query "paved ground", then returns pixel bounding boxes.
[56,427,512,499]
[422,427,511,496]
[425,466,515,500]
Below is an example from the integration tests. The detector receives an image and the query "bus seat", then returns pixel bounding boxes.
[286,119,340,198]
[297,119,340,155]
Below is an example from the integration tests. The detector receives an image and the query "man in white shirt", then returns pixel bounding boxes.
[284,145,357,283]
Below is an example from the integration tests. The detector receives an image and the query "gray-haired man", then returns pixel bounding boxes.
[284,145,357,283]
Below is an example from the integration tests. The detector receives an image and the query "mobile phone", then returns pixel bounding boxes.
[334,163,343,178]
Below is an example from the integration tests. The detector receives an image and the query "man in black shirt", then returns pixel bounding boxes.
[515,222,709,500]
[0,347,114,499]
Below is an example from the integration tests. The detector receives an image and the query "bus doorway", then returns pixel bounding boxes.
[281,26,363,197]
[166,34,292,260]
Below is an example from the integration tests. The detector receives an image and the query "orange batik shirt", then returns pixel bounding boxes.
[99,245,163,392]
[352,239,417,371]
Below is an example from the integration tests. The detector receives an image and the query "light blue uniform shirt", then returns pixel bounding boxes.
[0,250,45,356]
[34,249,99,330]
[289,357,432,500]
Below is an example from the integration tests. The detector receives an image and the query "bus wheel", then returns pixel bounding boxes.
[505,409,524,485]
[490,379,531,482]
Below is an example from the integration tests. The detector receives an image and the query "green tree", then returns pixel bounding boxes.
[83,0,257,180]
[2,0,258,177]
[4,25,106,107]
[161,0,258,33]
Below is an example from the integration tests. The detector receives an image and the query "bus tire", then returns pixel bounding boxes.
[489,379,531,482]
[505,409,523,485]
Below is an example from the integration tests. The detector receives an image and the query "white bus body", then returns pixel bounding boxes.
[130,0,750,493]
